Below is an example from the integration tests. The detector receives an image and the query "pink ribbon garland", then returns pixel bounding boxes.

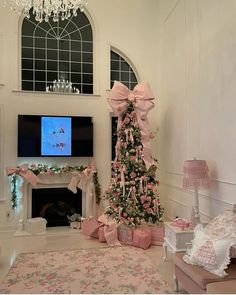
[108,81,156,169]
[6,164,40,187]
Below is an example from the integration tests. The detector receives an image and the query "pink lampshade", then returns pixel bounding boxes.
[183,159,210,189]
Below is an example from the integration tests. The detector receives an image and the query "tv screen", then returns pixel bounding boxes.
[18,115,93,157]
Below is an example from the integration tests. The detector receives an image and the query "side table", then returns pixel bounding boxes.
[163,221,194,261]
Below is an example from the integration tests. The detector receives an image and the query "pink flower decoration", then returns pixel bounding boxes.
[130,172,136,179]
[146,208,153,214]
[146,196,152,202]
[143,202,150,209]
[124,118,130,124]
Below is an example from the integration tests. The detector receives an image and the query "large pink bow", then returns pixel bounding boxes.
[6,164,40,187]
[98,214,121,246]
[108,81,156,169]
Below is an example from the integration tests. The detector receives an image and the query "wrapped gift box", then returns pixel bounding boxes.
[118,224,133,245]
[81,218,100,238]
[26,217,47,234]
[132,228,151,250]
[140,223,165,246]
[98,226,106,243]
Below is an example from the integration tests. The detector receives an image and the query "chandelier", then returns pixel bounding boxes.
[3,0,88,23]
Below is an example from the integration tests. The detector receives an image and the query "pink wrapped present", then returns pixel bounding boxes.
[151,225,164,246]
[81,218,100,238]
[98,226,106,243]
[132,228,151,250]
[171,218,190,229]
[118,224,133,245]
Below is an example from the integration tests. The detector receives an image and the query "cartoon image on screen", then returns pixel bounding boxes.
[41,117,72,156]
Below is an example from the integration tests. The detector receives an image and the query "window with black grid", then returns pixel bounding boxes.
[21,10,93,94]
[110,50,138,90]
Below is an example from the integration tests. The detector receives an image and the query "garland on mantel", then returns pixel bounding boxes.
[9,164,101,209]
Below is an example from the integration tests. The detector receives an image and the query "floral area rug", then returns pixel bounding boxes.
[0,246,171,294]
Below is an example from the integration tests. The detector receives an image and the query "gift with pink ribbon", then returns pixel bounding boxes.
[107,81,156,170]
[98,214,121,246]
[6,164,40,187]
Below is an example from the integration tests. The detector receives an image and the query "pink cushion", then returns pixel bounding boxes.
[98,226,106,242]
[81,218,100,238]
[132,229,151,250]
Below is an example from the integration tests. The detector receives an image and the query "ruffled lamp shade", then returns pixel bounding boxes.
[183,160,210,189]
[183,159,210,226]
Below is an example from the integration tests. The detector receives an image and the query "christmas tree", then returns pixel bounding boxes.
[105,97,164,227]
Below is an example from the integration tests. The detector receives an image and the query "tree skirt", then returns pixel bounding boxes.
[0,246,171,294]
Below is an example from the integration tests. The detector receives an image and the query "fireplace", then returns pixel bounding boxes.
[32,187,82,227]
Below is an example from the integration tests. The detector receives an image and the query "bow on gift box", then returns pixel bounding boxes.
[108,81,156,170]
[6,164,40,187]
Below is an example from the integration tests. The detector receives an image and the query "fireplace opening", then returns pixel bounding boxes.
[32,187,82,227]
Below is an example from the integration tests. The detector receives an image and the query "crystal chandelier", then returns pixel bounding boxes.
[3,0,88,23]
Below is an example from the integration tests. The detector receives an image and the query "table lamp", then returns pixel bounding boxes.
[183,158,210,226]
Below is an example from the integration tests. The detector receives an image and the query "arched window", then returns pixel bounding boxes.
[110,49,138,90]
[21,10,93,94]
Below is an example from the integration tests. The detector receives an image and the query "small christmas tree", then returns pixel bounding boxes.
[105,101,164,227]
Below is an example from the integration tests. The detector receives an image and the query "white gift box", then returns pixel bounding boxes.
[26,217,47,234]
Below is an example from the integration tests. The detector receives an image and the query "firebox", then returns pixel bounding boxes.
[31,187,82,227]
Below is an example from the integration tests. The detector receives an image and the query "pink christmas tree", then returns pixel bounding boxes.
[105,82,164,227]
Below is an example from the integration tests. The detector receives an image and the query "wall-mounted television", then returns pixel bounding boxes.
[18,115,93,157]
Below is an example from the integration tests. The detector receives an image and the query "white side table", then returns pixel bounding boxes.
[163,222,194,261]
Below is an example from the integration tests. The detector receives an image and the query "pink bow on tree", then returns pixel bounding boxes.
[6,164,40,187]
[108,81,156,169]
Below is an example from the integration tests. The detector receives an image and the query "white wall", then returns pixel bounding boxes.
[0,0,161,230]
[157,0,236,222]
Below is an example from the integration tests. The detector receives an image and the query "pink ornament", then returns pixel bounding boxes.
[130,172,136,179]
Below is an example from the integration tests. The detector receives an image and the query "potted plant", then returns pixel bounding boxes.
[67,213,81,229]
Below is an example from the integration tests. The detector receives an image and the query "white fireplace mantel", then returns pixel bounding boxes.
[16,173,94,234]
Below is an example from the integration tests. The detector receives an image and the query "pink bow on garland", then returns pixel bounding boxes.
[6,164,40,187]
[108,81,156,169]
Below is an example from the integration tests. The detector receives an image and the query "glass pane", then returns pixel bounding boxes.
[71,52,81,62]
[121,71,129,81]
[111,71,119,81]
[71,41,82,51]
[47,38,57,49]
[22,36,33,47]
[35,59,46,71]
[35,37,45,48]
[35,71,46,81]
[35,82,46,91]
[59,62,69,74]
[82,73,93,84]
[59,51,69,61]
[47,60,57,71]
[111,51,119,60]
[121,62,129,71]
[35,49,46,59]
[22,59,33,69]
[22,20,36,36]
[71,63,81,73]
[47,71,58,81]
[71,73,81,83]
[22,70,33,80]
[59,40,69,51]
[82,42,93,52]
[82,52,93,63]
[47,49,58,60]
[111,60,120,71]
[82,84,93,94]
[82,63,92,73]
[22,81,33,91]
[130,72,137,82]
[81,26,93,41]
[22,47,33,58]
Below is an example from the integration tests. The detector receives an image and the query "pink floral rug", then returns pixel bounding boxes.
[0,246,171,294]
